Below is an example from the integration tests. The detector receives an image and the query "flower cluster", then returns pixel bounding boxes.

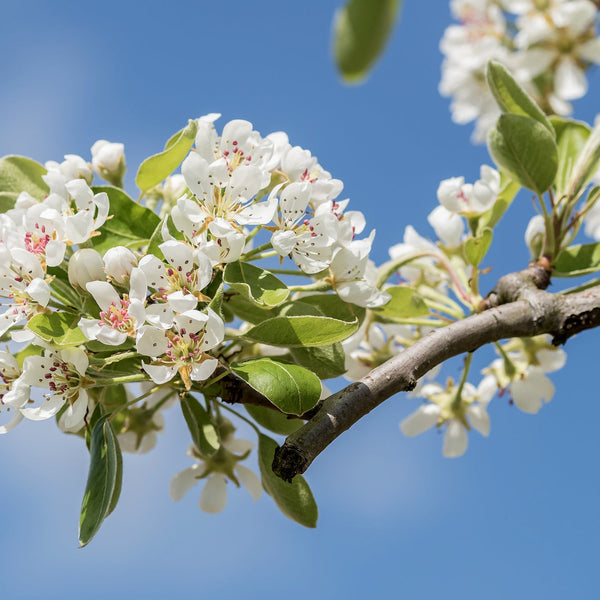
[441,0,600,141]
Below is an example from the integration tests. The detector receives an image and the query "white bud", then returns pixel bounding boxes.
[68,249,105,289]
[91,139,126,186]
[103,246,138,284]
[524,214,545,259]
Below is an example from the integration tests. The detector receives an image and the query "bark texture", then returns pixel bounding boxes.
[272,265,600,482]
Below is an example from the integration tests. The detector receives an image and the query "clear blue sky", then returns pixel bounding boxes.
[1,1,599,599]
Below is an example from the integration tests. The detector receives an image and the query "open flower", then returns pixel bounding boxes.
[137,308,224,390]
[20,347,90,426]
[170,431,261,514]
[400,376,496,457]
[79,267,147,345]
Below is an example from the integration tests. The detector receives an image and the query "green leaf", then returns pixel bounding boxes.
[243,314,359,347]
[0,155,48,201]
[232,358,321,415]
[145,214,184,260]
[464,228,493,267]
[85,339,135,354]
[180,396,220,457]
[550,117,592,197]
[224,262,289,307]
[258,434,318,528]
[106,431,123,518]
[245,405,304,436]
[290,343,347,379]
[225,293,279,324]
[554,243,600,277]
[563,120,600,200]
[0,192,17,212]
[136,120,198,192]
[207,274,225,318]
[486,61,554,134]
[488,114,558,194]
[27,311,87,347]
[79,415,121,547]
[98,384,128,412]
[290,293,366,323]
[14,343,43,369]
[372,286,429,323]
[334,0,401,83]
[92,186,160,253]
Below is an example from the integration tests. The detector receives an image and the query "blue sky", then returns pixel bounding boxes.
[1,1,599,599]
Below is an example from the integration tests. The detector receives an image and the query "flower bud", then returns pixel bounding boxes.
[524,214,545,259]
[91,139,126,187]
[103,246,138,285]
[45,154,94,185]
[68,248,105,289]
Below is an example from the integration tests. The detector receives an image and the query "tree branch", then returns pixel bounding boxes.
[272,267,600,482]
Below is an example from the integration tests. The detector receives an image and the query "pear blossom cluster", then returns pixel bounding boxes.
[441,0,600,141]
[0,114,394,520]
[338,160,571,458]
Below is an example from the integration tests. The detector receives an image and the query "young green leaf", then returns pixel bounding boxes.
[180,396,220,457]
[371,286,429,323]
[91,186,160,253]
[0,155,48,202]
[136,119,198,193]
[486,61,554,134]
[232,358,321,415]
[333,0,401,83]
[242,314,359,347]
[27,312,88,347]
[289,293,366,324]
[464,228,493,267]
[551,117,591,197]
[563,120,600,200]
[79,415,121,547]
[554,242,600,277]
[488,114,558,194]
[224,262,290,307]
[258,434,318,528]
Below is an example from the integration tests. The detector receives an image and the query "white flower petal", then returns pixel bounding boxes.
[235,464,262,502]
[169,463,206,501]
[199,473,227,514]
[400,404,441,437]
[443,420,468,458]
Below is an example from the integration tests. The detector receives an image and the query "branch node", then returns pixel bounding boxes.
[273,443,308,482]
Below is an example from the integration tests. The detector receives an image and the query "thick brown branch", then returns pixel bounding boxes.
[273,280,600,482]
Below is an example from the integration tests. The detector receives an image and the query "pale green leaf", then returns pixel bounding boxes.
[92,186,160,253]
[550,117,591,197]
[136,120,198,192]
[372,286,429,323]
[224,262,289,307]
[464,228,493,267]
[488,114,558,194]
[554,243,600,277]
[27,312,87,347]
[486,61,554,134]
[0,155,48,201]
[242,314,359,347]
